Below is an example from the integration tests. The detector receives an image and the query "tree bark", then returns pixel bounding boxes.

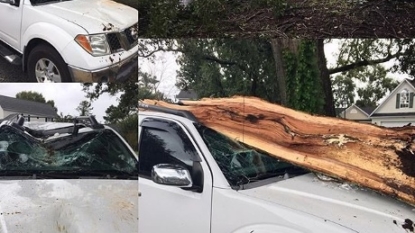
[316,39,336,117]
[269,39,288,106]
[141,97,415,207]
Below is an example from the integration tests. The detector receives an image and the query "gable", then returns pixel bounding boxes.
[341,105,370,120]
[371,79,415,116]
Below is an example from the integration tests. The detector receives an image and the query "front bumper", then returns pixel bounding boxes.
[68,52,138,83]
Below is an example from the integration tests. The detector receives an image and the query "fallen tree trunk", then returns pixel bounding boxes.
[141,96,415,207]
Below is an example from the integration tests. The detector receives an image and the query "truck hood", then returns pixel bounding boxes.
[0,179,137,233]
[36,0,138,33]
[239,173,415,233]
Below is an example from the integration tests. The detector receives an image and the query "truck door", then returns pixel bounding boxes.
[138,117,212,233]
[0,0,22,49]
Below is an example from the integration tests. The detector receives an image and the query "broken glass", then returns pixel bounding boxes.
[0,125,137,178]
[195,124,308,188]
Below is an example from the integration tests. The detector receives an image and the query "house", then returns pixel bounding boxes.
[175,89,198,101]
[339,104,376,123]
[339,78,415,127]
[369,78,415,127]
[0,95,58,122]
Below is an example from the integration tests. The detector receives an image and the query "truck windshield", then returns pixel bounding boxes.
[0,125,137,178]
[195,124,308,187]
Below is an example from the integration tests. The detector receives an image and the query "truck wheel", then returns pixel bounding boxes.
[27,44,71,83]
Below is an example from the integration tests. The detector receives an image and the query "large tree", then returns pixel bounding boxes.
[139,38,415,116]
[76,100,93,116]
[82,75,138,150]
[82,75,138,124]
[138,0,415,39]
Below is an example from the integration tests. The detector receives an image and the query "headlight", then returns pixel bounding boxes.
[75,34,111,56]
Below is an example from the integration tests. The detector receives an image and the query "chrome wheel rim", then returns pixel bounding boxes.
[35,58,62,83]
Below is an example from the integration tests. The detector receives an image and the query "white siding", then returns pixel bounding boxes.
[371,117,415,127]
[376,83,415,114]
[2,110,53,122]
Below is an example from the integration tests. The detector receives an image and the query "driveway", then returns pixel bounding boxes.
[0,58,30,82]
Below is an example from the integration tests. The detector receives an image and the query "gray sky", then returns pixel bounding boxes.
[139,39,411,101]
[0,83,121,123]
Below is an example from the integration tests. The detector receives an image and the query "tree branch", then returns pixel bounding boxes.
[328,53,399,75]
[139,48,184,58]
[200,54,249,72]
[328,41,408,75]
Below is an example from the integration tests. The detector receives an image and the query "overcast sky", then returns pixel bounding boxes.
[0,83,121,123]
[139,39,411,100]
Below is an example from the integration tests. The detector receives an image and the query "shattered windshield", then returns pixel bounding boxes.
[195,124,308,188]
[0,125,137,178]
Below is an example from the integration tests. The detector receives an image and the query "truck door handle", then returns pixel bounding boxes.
[138,192,141,197]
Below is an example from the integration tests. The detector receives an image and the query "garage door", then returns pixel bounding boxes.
[380,121,414,127]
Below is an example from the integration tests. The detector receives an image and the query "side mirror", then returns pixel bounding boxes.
[151,164,193,188]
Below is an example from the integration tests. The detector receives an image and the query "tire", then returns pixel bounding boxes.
[27,44,71,82]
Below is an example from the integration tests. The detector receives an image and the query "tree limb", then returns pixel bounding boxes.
[328,53,399,75]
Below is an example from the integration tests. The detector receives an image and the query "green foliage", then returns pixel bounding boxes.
[332,39,404,107]
[113,114,138,151]
[138,68,165,101]
[173,39,324,113]
[251,0,287,16]
[16,91,46,103]
[175,39,280,102]
[138,0,287,37]
[76,100,93,116]
[284,41,324,114]
[142,38,415,117]
[82,74,138,124]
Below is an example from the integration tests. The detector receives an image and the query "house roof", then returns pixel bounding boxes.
[370,78,415,117]
[0,95,58,117]
[176,90,198,99]
[357,106,376,115]
[337,104,375,117]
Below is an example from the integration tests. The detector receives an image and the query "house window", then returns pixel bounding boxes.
[400,89,410,108]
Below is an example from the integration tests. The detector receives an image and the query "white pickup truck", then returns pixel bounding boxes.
[138,102,415,233]
[0,0,138,82]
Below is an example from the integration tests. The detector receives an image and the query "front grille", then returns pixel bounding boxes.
[107,33,122,52]
[106,23,138,53]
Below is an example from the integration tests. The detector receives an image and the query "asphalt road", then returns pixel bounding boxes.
[0,57,30,82]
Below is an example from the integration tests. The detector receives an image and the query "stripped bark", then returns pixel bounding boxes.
[141,96,415,207]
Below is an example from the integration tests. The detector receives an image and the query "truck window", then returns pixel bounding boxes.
[195,124,308,188]
[138,121,198,178]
